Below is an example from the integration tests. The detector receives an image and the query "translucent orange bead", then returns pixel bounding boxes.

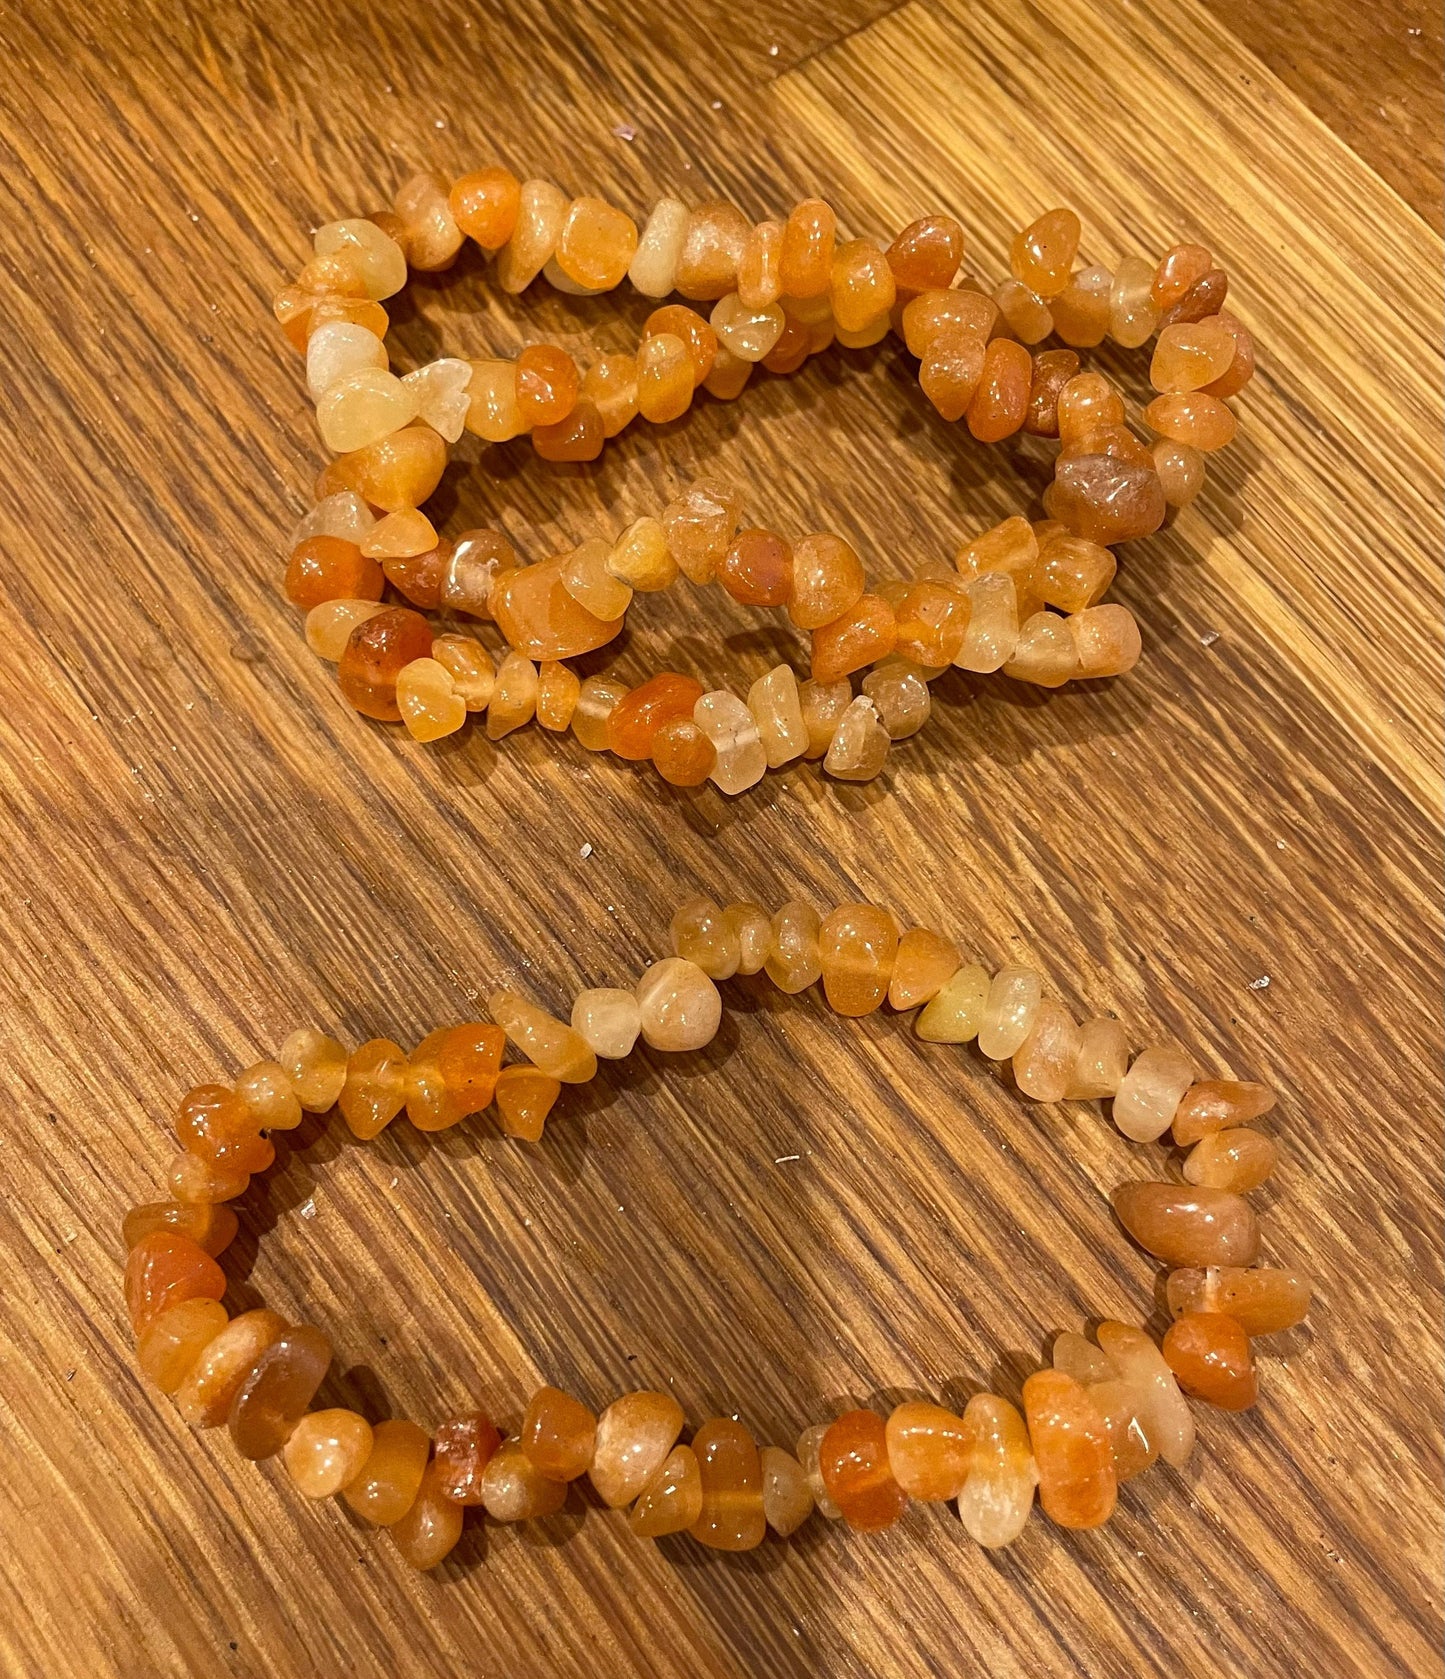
[322,422,448,511]
[533,400,604,462]
[738,218,784,308]
[1048,456,1166,546]
[489,990,596,1083]
[1113,1043,1195,1142]
[920,328,986,421]
[798,676,852,758]
[818,902,898,1017]
[885,1401,971,1500]
[394,172,462,270]
[1144,390,1237,451]
[819,1409,907,1532]
[1153,439,1207,507]
[431,634,495,712]
[1056,372,1127,446]
[559,537,632,620]
[1051,264,1112,348]
[492,557,624,661]
[1066,1016,1130,1099]
[175,1308,286,1429]
[915,962,990,1042]
[589,1391,685,1507]
[629,196,689,296]
[689,1418,767,1550]
[229,1325,332,1460]
[234,1058,303,1132]
[1069,602,1142,678]
[643,304,717,382]
[520,1386,597,1483]
[719,527,792,606]
[1171,1079,1276,1145]
[746,664,808,767]
[338,607,434,721]
[165,1151,250,1206]
[405,1023,505,1130]
[515,344,579,427]
[125,1232,226,1334]
[284,535,383,610]
[137,1299,228,1393]
[636,331,694,423]
[381,541,447,609]
[829,238,896,332]
[957,1392,1037,1546]
[886,215,965,291]
[703,341,754,398]
[481,1438,568,1522]
[571,674,629,751]
[630,1444,703,1537]
[861,660,931,739]
[1111,1182,1260,1267]
[344,1418,431,1524]
[722,902,773,975]
[337,1037,406,1140]
[993,278,1053,344]
[1150,319,1236,393]
[1004,611,1079,687]
[967,338,1032,441]
[1161,266,1228,326]
[1163,1313,1258,1410]
[607,515,675,593]
[577,352,639,438]
[310,595,384,658]
[535,660,580,732]
[449,167,521,250]
[1095,1320,1195,1468]
[888,578,969,668]
[636,958,722,1051]
[174,1084,272,1174]
[760,1446,814,1536]
[765,900,822,993]
[789,532,865,630]
[495,177,567,293]
[122,1200,238,1258]
[674,200,749,301]
[493,1063,561,1141]
[607,673,705,759]
[823,696,890,781]
[652,718,716,786]
[1036,534,1115,613]
[283,1408,374,1498]
[1021,1368,1116,1529]
[811,594,897,684]
[1202,312,1255,399]
[396,657,465,743]
[1013,999,1082,1101]
[780,198,837,298]
[1151,242,1212,309]
[432,1410,503,1504]
[1023,348,1080,438]
[671,895,738,979]
[977,966,1042,1060]
[1010,208,1081,298]
[1184,1127,1278,1192]
[391,1460,465,1570]
[956,515,1039,605]
[901,287,998,357]
[555,196,638,291]
[1166,1265,1311,1336]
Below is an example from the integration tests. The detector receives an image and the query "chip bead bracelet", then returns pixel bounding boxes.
[122,892,1310,1571]
[274,171,1255,786]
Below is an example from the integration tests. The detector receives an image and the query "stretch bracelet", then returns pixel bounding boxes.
[274,171,1254,787]
[123,893,1310,1571]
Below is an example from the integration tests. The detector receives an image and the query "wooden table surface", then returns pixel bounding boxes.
[2,2,1440,1676]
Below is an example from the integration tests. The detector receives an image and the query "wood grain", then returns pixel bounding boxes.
[0,2,1439,1677]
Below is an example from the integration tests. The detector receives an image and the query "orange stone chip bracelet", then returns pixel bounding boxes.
[123,892,1308,1570]
[276,169,1255,789]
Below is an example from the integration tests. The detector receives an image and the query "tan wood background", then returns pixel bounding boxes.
[0,1,1440,1675]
